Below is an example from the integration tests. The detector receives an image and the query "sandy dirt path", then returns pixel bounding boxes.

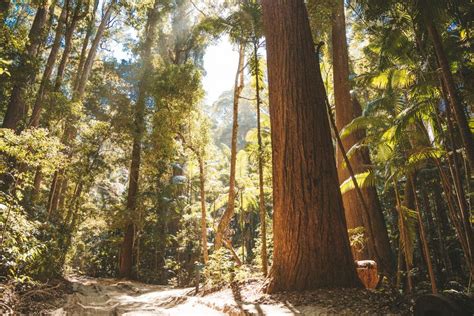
[49,276,225,316]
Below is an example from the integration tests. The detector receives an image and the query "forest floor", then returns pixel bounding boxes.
[2,276,414,315]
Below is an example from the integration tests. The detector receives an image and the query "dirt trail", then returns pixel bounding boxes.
[49,277,410,315]
[49,276,224,316]
[49,277,300,316]
[50,277,318,316]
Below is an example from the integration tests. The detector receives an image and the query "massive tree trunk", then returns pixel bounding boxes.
[254,40,267,276]
[262,0,360,292]
[119,0,160,278]
[426,20,474,170]
[214,43,245,250]
[2,0,50,129]
[29,1,68,127]
[331,0,394,277]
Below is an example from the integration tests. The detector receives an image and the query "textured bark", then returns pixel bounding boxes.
[214,43,245,251]
[262,0,360,292]
[3,0,50,129]
[119,0,160,278]
[331,0,394,277]
[29,1,68,127]
[254,40,267,276]
[198,158,208,264]
[426,20,474,170]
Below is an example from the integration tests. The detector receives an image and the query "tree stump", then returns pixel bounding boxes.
[356,260,379,289]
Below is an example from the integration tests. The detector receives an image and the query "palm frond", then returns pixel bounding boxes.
[339,171,376,195]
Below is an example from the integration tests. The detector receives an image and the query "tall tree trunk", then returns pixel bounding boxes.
[29,1,68,127]
[214,43,245,250]
[331,0,394,277]
[55,0,87,91]
[432,185,454,279]
[49,0,113,216]
[119,0,160,278]
[411,179,437,294]
[421,189,445,286]
[254,40,267,277]
[2,0,50,129]
[73,0,99,92]
[198,157,208,264]
[262,0,360,292]
[76,0,115,100]
[426,20,474,169]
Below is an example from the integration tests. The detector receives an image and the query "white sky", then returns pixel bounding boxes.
[202,36,239,105]
[109,34,238,106]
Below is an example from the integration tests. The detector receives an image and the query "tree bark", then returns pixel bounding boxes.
[214,43,245,250]
[54,0,86,91]
[29,1,68,127]
[119,0,160,278]
[73,0,99,92]
[262,0,360,292]
[331,0,394,277]
[75,0,115,100]
[2,0,50,129]
[198,158,208,264]
[426,20,474,170]
[411,178,437,294]
[254,40,267,277]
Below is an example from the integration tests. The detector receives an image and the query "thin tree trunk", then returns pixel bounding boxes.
[3,0,50,129]
[426,20,474,169]
[76,0,115,100]
[29,1,68,127]
[54,0,85,91]
[253,40,267,277]
[73,0,98,92]
[119,0,160,278]
[394,179,413,293]
[262,0,360,292]
[31,167,42,202]
[432,185,454,278]
[411,178,437,294]
[214,43,245,250]
[421,189,445,286]
[50,0,113,217]
[198,158,208,264]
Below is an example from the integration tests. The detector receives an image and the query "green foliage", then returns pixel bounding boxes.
[203,248,237,286]
[339,171,376,195]
[348,226,367,254]
[0,128,65,175]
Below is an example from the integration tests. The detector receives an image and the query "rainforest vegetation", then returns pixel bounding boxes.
[0,0,473,314]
